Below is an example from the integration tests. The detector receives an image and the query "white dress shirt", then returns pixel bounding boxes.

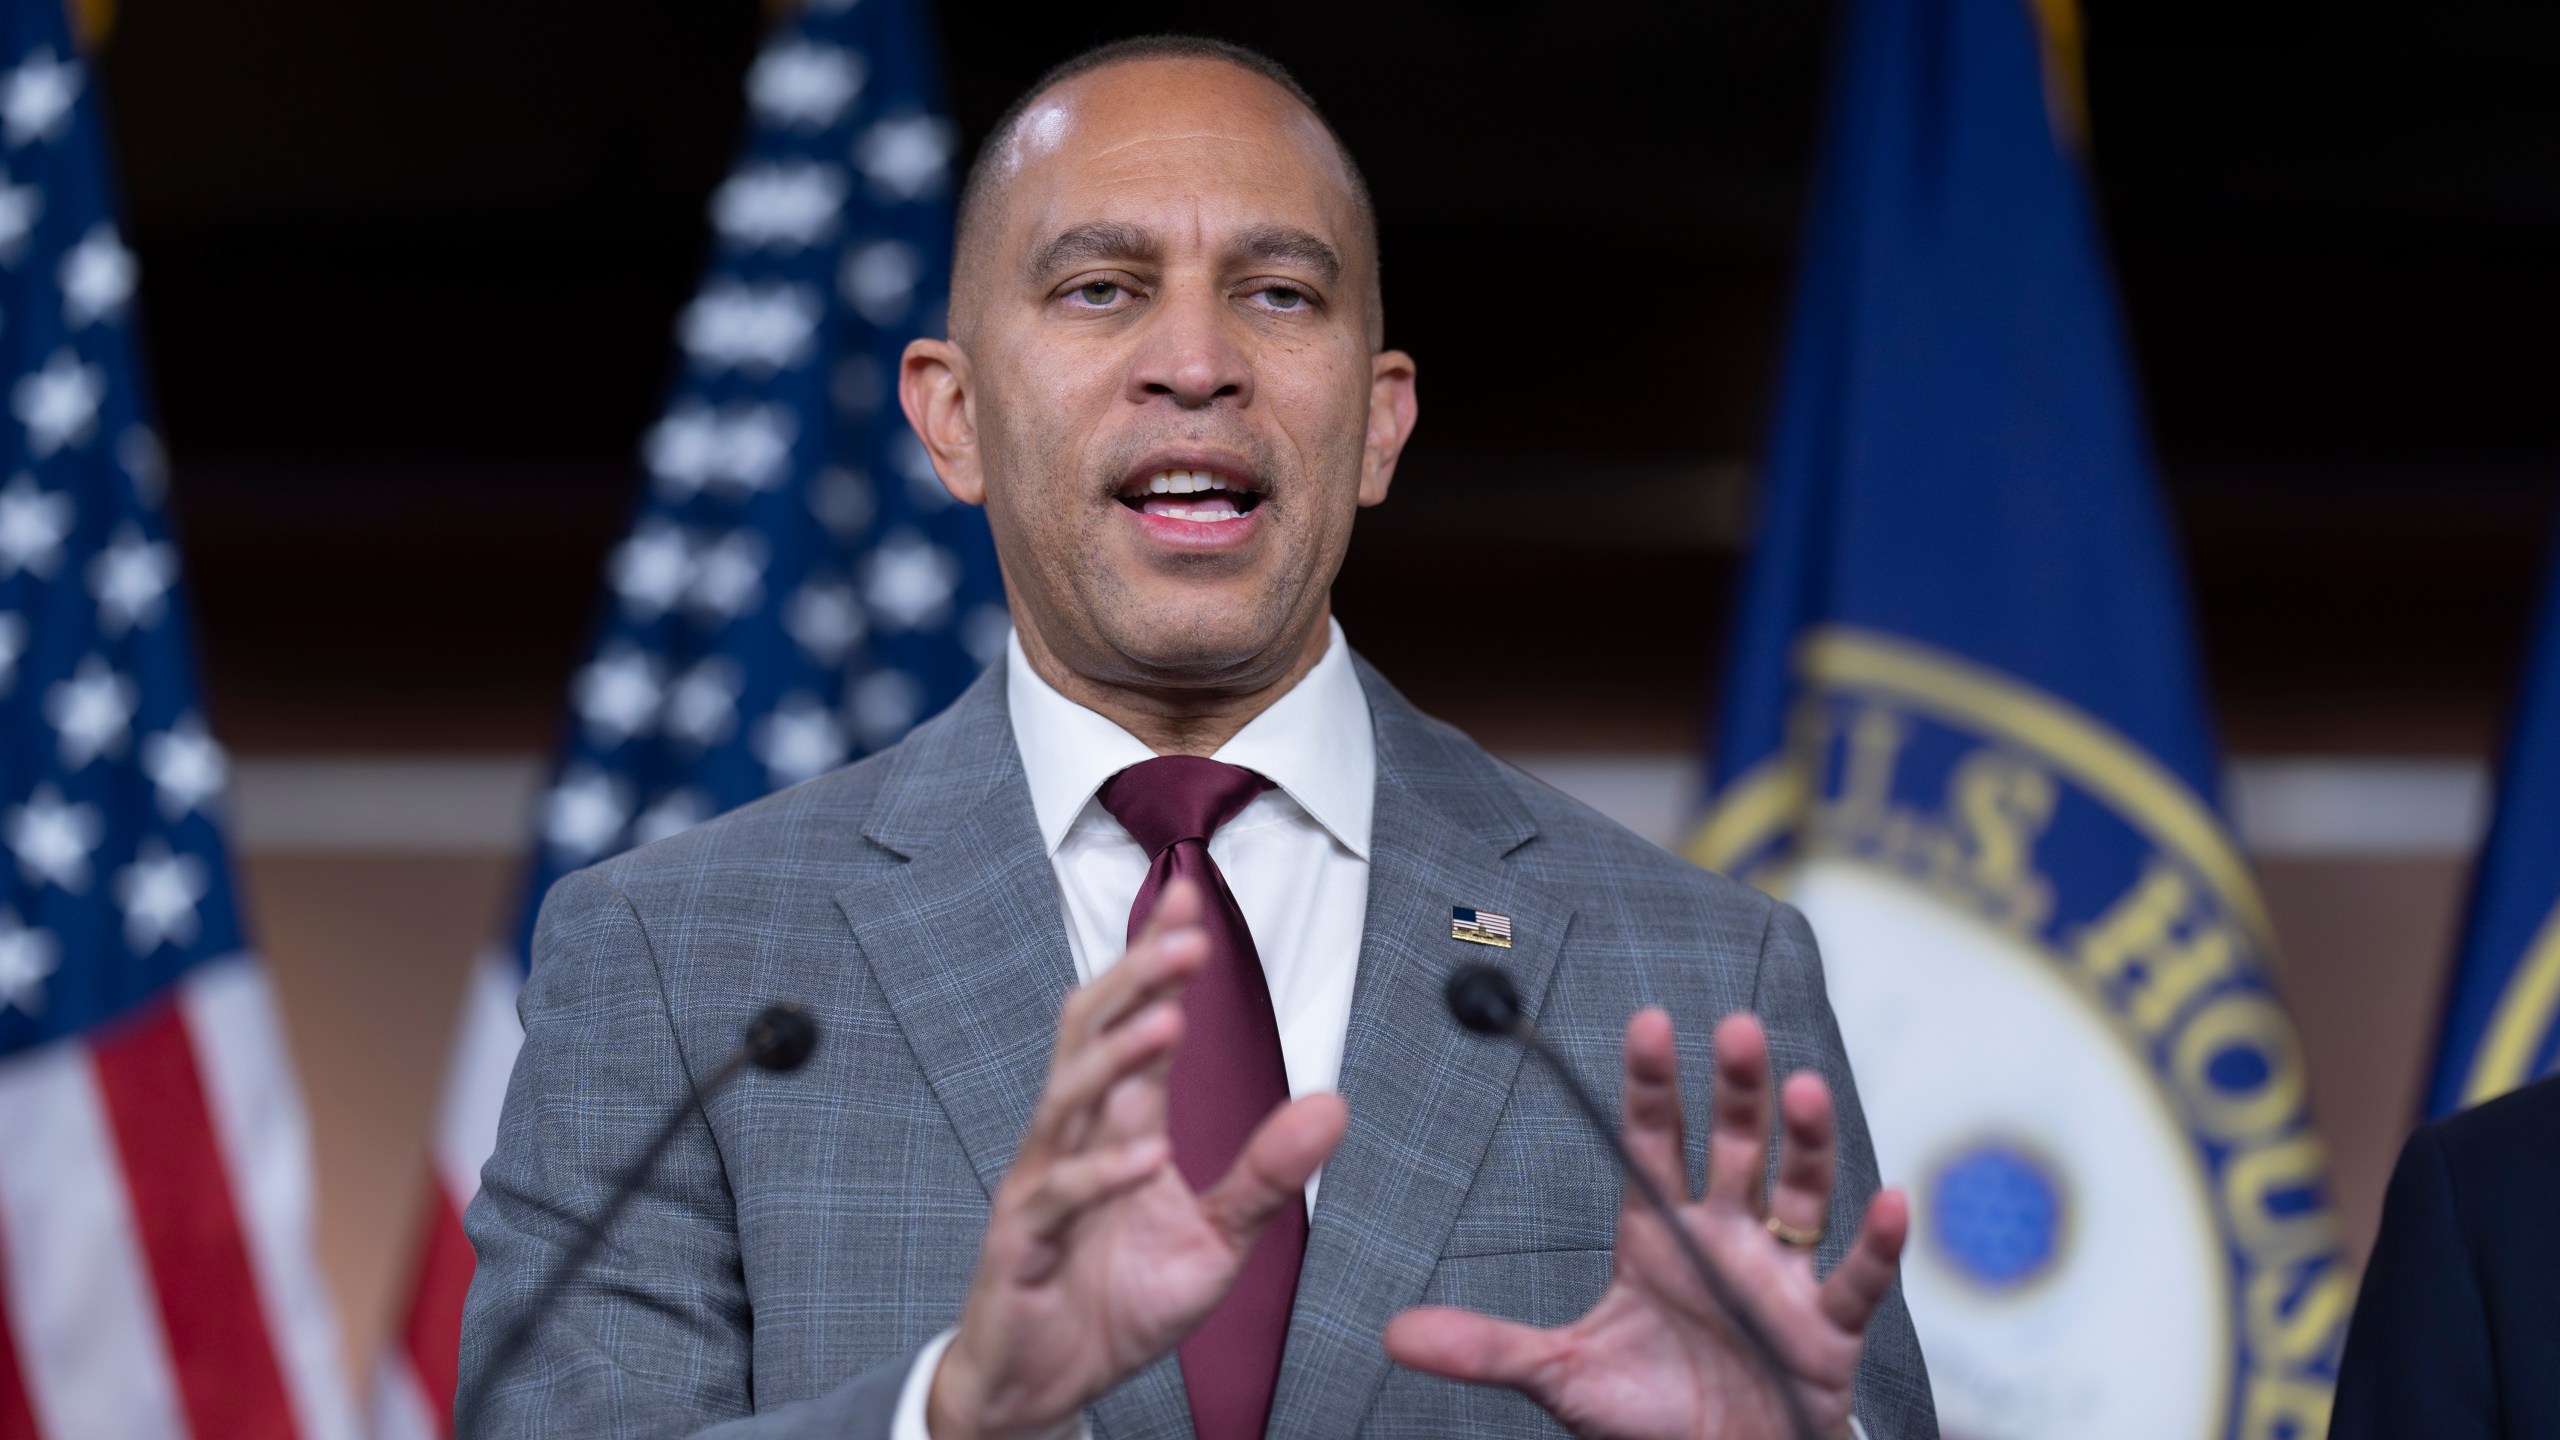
[891,619,1376,1438]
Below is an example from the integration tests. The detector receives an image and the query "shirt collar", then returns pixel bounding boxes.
[1005,617,1376,861]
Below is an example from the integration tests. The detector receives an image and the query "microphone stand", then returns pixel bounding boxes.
[453,1002,819,1438]
[1447,966,1820,1440]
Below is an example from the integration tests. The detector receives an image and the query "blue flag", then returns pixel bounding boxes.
[0,1,354,1432]
[1692,0,2347,1433]
[518,0,1003,948]
[0,7,227,1062]
[2426,519,2560,1116]
[372,0,1003,1426]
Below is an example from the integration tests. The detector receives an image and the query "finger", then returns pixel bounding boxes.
[1768,1070,1838,1244]
[1618,1008,1691,1208]
[1025,997,1183,1161]
[1703,1011,1775,1213]
[1013,1133,1172,1247]
[1074,1020,1182,1157]
[1059,882,1209,1051]
[1196,1092,1348,1248]
[1383,1306,1561,1391]
[1817,1188,1911,1333]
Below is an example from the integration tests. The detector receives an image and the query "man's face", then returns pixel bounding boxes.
[903,57,1418,696]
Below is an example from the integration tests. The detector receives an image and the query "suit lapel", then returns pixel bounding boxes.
[1265,666,1574,1435]
[832,667,1195,1440]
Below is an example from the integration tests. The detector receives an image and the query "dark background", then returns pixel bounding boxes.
[94,0,2560,756]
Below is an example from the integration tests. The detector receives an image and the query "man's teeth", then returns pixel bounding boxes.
[1139,494,1245,522]
[1132,469,1255,523]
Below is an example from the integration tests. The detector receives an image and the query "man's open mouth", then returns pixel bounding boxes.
[1116,468,1266,524]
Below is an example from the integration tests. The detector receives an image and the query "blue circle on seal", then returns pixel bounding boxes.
[1929,1142,2064,1289]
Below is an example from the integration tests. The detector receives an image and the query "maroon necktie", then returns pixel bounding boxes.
[1096,756,1301,1440]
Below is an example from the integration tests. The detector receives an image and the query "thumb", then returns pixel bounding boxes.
[1385,1306,1559,1390]
[1196,1092,1346,1250]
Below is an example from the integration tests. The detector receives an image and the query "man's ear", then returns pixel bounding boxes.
[899,337,984,506]
[1357,348,1420,507]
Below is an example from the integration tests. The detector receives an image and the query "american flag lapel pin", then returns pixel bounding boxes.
[1451,906,1514,948]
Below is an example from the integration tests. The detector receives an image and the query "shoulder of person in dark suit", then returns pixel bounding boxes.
[2332,1073,2560,1440]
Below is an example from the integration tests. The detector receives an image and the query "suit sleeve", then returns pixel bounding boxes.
[1753,899,1939,1440]
[457,867,920,1439]
[2329,1122,2498,1440]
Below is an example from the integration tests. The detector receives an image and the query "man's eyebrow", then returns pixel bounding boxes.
[1027,222,1159,280]
[1232,225,1341,284]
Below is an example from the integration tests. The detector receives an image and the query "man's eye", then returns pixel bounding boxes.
[1076,281,1121,305]
[1260,286,1306,310]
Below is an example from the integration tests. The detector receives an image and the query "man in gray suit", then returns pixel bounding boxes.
[460,34,1936,1440]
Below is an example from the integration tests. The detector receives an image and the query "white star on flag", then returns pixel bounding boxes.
[847,668,926,749]
[115,838,209,955]
[645,402,796,502]
[573,643,665,746]
[0,173,41,266]
[855,114,954,201]
[809,465,875,541]
[60,222,136,328]
[542,765,631,861]
[962,602,1014,665]
[632,787,712,848]
[13,348,105,457]
[0,906,57,1015]
[862,528,960,632]
[748,40,867,130]
[141,714,228,819]
[783,578,865,665]
[644,406,723,498]
[0,611,23,696]
[45,652,135,770]
[609,519,693,621]
[752,691,848,788]
[88,522,177,636]
[1,45,82,149]
[840,239,920,326]
[679,280,823,377]
[5,782,102,893]
[664,655,744,749]
[0,472,73,578]
[686,530,768,624]
[712,163,846,251]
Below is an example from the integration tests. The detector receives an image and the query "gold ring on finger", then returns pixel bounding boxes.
[1765,1214,1823,1250]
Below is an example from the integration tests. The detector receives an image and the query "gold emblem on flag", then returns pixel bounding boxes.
[1451,906,1513,948]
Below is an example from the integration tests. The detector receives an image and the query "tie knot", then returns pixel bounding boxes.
[1096,756,1272,857]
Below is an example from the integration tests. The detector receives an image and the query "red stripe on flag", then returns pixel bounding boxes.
[0,1228,40,1440]
[400,1179,478,1436]
[88,997,301,1440]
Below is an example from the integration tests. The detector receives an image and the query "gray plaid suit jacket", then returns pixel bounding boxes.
[458,656,1936,1438]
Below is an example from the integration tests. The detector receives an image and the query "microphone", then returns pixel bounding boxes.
[1444,965,1818,1440]
[454,1002,820,1436]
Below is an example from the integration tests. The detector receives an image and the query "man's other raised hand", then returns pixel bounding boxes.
[1384,1010,1909,1440]
[926,879,1348,1440]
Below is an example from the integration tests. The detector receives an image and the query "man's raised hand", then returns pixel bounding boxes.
[1383,1010,1908,1440]
[927,879,1348,1440]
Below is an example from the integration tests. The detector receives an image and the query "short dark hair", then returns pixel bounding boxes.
[948,35,1382,343]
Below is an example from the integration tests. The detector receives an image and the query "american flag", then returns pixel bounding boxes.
[366,0,1002,1433]
[1450,907,1513,947]
[0,0,357,1435]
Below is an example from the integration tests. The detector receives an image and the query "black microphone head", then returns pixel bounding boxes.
[744,1002,818,1072]
[1445,964,1524,1036]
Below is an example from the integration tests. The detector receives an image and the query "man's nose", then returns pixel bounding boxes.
[1126,281,1254,409]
